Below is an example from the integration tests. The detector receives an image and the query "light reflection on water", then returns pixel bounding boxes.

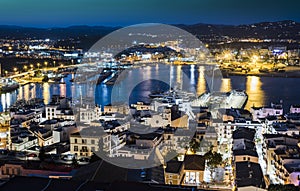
[1,64,300,112]
[197,66,206,95]
[43,83,50,105]
[220,78,232,93]
[244,76,265,110]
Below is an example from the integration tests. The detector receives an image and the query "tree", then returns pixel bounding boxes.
[204,150,223,168]
[189,138,200,153]
[204,150,223,182]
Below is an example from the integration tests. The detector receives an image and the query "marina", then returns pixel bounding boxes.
[1,64,300,112]
[0,78,20,94]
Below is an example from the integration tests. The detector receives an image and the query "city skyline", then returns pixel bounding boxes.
[0,0,299,27]
[0,2,300,190]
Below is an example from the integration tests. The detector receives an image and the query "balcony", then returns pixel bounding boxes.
[285,173,289,178]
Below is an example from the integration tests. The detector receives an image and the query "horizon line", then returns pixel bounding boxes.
[0,19,298,29]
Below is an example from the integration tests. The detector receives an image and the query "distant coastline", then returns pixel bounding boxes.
[221,69,300,78]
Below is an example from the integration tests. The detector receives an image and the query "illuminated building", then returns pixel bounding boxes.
[0,112,11,149]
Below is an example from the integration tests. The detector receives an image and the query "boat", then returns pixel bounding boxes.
[0,78,20,93]
[105,71,119,85]
[148,91,166,98]
[97,71,113,85]
[259,68,269,73]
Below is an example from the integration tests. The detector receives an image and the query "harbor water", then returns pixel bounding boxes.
[1,63,300,113]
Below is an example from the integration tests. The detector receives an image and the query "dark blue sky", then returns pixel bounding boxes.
[0,0,299,27]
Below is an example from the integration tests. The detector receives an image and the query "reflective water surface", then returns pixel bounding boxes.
[1,64,299,112]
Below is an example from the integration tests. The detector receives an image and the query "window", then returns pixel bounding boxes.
[91,140,95,144]
[248,157,250,161]
[74,139,77,144]
[82,146,88,152]
[74,146,78,151]
[243,157,246,160]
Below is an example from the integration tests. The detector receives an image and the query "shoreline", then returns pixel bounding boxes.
[221,71,300,78]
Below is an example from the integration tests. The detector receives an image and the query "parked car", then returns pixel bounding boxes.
[77,157,90,165]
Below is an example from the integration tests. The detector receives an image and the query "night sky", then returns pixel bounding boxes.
[0,0,299,27]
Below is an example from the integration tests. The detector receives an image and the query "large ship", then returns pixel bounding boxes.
[0,78,20,94]
[192,90,248,109]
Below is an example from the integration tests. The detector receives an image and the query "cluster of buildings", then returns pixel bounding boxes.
[0,87,218,188]
[1,74,300,191]
[0,38,82,60]
[1,85,300,190]
[212,101,300,190]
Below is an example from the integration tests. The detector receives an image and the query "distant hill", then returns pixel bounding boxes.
[0,25,119,39]
[177,20,300,40]
[0,20,299,50]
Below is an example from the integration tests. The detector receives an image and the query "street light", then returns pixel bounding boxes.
[37,63,40,70]
[13,67,18,74]
[44,61,48,68]
[30,64,34,70]
[23,65,28,71]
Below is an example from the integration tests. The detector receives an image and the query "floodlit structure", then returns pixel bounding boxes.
[0,113,11,149]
